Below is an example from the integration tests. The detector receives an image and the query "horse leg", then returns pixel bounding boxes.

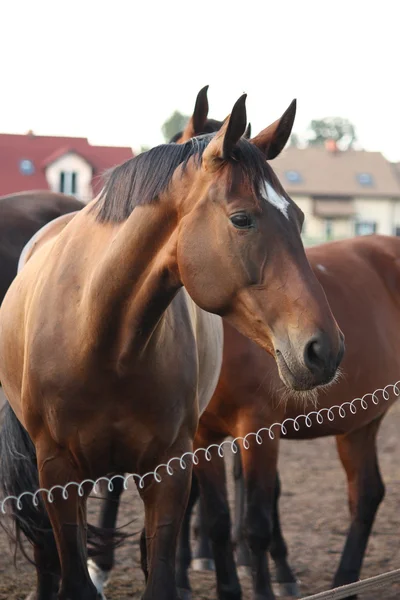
[333,417,385,598]
[194,442,241,600]
[139,527,148,582]
[231,448,252,574]
[269,472,299,597]
[235,460,298,595]
[138,443,192,600]
[24,543,60,600]
[240,429,280,600]
[191,481,215,571]
[175,471,201,597]
[87,478,124,595]
[142,471,198,600]
[37,444,100,600]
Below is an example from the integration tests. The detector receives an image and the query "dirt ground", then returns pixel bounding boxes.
[0,387,399,599]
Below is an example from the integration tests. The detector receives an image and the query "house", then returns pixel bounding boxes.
[273,141,400,245]
[0,132,134,202]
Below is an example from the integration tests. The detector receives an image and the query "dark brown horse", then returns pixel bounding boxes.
[0,190,84,305]
[181,234,400,600]
[0,95,343,600]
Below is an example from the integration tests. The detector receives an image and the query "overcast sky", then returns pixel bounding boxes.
[1,1,399,160]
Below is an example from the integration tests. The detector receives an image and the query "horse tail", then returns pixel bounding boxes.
[0,402,58,566]
[0,402,131,568]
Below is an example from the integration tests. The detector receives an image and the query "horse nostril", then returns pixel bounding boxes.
[304,336,326,373]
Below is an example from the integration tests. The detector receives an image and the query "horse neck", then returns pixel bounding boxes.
[89,203,181,369]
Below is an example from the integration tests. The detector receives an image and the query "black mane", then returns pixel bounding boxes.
[93,134,270,223]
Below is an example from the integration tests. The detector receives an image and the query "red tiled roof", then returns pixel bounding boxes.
[0,132,134,197]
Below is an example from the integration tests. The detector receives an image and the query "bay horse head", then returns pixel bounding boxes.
[95,94,344,391]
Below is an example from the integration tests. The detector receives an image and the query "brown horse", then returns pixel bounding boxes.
[0,95,343,600]
[0,190,84,305]
[13,85,232,595]
[9,85,253,597]
[182,234,400,600]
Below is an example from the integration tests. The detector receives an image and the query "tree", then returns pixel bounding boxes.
[138,145,151,154]
[289,133,301,148]
[161,110,189,142]
[306,117,357,150]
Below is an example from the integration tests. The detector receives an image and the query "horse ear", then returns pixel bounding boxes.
[178,85,209,142]
[251,99,296,160]
[244,122,252,139]
[202,94,247,171]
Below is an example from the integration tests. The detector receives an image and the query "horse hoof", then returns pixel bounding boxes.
[191,557,215,571]
[237,565,252,577]
[273,581,300,597]
[178,587,192,600]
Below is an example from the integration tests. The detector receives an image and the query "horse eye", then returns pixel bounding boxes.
[230,212,254,230]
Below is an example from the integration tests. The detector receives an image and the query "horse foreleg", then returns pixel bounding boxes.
[21,532,60,600]
[37,443,100,600]
[175,471,201,598]
[269,472,299,597]
[194,437,241,600]
[239,428,280,600]
[333,416,385,597]
[138,440,193,600]
[87,477,124,595]
[191,479,215,571]
[231,448,252,574]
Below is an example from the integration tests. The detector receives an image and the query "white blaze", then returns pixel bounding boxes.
[261,181,290,219]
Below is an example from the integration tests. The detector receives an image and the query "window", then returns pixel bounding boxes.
[59,171,78,195]
[19,159,35,175]
[285,170,302,183]
[325,218,333,240]
[355,221,377,236]
[395,227,400,237]
[357,173,373,186]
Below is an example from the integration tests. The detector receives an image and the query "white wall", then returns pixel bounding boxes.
[353,197,395,235]
[294,194,400,244]
[292,195,324,239]
[45,152,93,202]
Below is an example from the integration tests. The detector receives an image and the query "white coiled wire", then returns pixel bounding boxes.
[1,379,399,514]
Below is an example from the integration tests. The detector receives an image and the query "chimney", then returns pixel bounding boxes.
[325,138,338,153]
[26,129,35,137]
